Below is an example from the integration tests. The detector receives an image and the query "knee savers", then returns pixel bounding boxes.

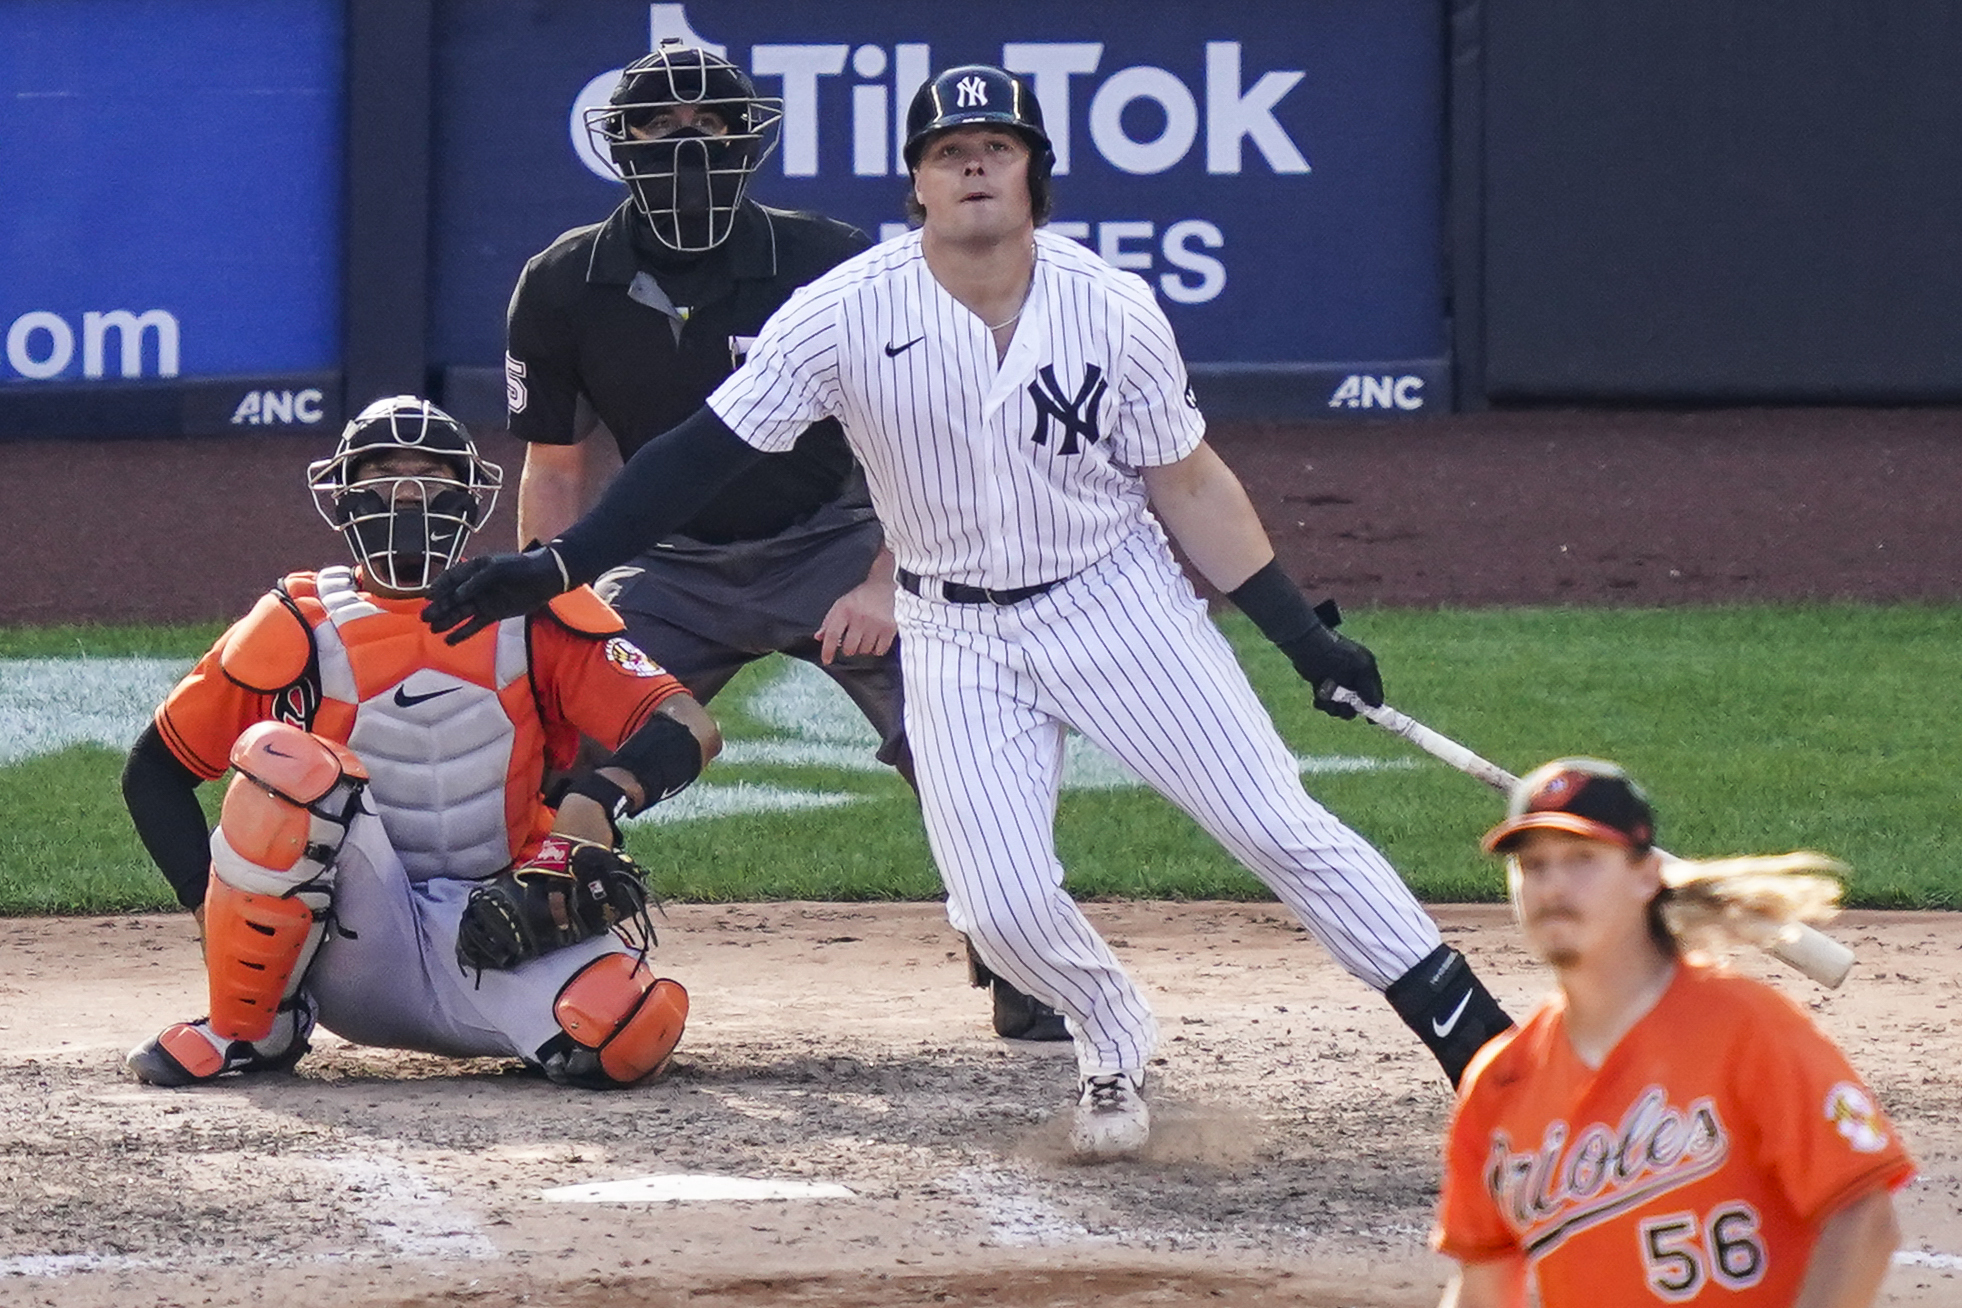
[205,722,368,1043]
[539,953,689,1089]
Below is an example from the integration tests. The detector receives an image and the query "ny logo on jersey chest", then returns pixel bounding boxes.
[1028,364,1109,456]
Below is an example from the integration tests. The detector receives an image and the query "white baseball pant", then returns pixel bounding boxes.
[898,528,1443,1075]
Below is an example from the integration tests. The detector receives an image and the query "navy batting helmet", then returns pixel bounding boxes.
[903,66,1053,171]
[903,66,1055,223]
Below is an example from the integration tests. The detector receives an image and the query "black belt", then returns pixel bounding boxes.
[897,568,1063,606]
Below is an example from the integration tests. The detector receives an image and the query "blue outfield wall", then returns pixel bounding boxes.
[429,1,1452,422]
[0,0,1450,437]
[0,0,345,437]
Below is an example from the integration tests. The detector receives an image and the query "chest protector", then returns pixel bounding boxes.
[281,567,545,881]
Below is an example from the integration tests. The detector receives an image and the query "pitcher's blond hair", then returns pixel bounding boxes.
[1652,852,1845,957]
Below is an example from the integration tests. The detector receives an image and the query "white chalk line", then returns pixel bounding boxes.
[0,657,191,765]
[1894,1250,1962,1270]
[542,1173,854,1203]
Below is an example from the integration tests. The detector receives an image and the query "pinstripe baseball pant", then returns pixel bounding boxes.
[898,528,1443,1076]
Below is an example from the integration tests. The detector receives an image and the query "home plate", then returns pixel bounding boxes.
[541,1174,856,1203]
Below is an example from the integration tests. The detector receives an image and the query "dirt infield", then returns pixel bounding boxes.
[1,904,1956,1306]
[6,406,1961,625]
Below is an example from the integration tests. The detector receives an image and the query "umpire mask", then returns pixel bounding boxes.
[306,397,503,594]
[585,42,783,252]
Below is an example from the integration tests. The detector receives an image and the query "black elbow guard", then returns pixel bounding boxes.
[597,713,704,813]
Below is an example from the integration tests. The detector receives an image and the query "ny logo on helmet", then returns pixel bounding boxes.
[956,76,989,108]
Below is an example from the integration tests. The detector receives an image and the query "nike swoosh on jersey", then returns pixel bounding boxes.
[393,685,461,709]
[884,336,926,358]
[1432,989,1473,1038]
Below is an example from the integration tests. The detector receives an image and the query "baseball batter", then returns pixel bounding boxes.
[1435,759,1912,1308]
[120,398,716,1090]
[424,66,1513,1156]
[510,41,1065,1041]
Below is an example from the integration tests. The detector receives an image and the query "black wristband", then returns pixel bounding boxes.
[601,712,704,808]
[1226,559,1324,648]
[566,771,636,838]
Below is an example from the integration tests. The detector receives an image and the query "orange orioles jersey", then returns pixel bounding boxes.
[156,566,687,877]
[1435,961,1913,1307]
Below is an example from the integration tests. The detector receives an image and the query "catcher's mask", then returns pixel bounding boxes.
[306,397,503,594]
[584,40,783,253]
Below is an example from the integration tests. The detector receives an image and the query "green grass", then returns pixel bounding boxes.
[0,624,227,658]
[4,606,1959,915]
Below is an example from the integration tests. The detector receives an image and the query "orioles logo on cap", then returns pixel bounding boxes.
[1528,771,1583,810]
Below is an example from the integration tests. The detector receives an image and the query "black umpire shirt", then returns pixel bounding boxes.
[506,198,871,545]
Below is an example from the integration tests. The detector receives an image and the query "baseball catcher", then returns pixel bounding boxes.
[120,397,717,1090]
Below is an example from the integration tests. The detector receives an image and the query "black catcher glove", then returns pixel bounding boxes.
[422,545,570,646]
[455,835,655,974]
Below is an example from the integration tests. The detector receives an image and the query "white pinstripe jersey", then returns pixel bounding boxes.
[707,229,1206,590]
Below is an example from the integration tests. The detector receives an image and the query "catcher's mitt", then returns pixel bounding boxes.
[455,835,655,974]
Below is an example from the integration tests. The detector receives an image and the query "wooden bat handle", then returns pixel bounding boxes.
[1327,688,1855,988]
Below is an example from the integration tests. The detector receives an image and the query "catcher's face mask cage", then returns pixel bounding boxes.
[306,397,504,593]
[584,44,783,253]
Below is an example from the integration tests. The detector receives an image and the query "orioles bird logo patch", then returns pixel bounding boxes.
[1824,1082,1890,1153]
[603,637,666,679]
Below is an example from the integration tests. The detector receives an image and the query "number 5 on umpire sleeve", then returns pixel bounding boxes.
[1639,1204,1768,1301]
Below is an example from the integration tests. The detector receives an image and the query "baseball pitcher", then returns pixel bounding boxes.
[1435,759,1913,1307]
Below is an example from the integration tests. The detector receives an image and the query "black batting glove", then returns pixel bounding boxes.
[421,546,570,646]
[1277,624,1384,720]
[1226,560,1385,722]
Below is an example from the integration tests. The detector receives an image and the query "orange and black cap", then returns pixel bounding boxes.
[1481,757,1656,854]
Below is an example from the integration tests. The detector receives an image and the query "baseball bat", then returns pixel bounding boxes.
[1326,688,1855,988]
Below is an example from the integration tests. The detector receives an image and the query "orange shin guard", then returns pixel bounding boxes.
[554,953,689,1085]
[204,876,322,1043]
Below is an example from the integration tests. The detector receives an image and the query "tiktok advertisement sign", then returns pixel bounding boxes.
[432,2,1449,415]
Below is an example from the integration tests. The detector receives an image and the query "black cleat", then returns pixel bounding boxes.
[126,1005,313,1087]
[991,979,1072,1041]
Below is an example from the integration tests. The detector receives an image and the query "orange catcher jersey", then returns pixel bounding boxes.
[1436,961,1913,1307]
[157,567,686,876]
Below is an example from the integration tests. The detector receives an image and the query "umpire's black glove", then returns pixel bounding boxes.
[421,545,570,645]
[1226,560,1384,721]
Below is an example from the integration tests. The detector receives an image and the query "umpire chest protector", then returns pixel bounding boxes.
[217,567,617,880]
[506,201,868,543]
